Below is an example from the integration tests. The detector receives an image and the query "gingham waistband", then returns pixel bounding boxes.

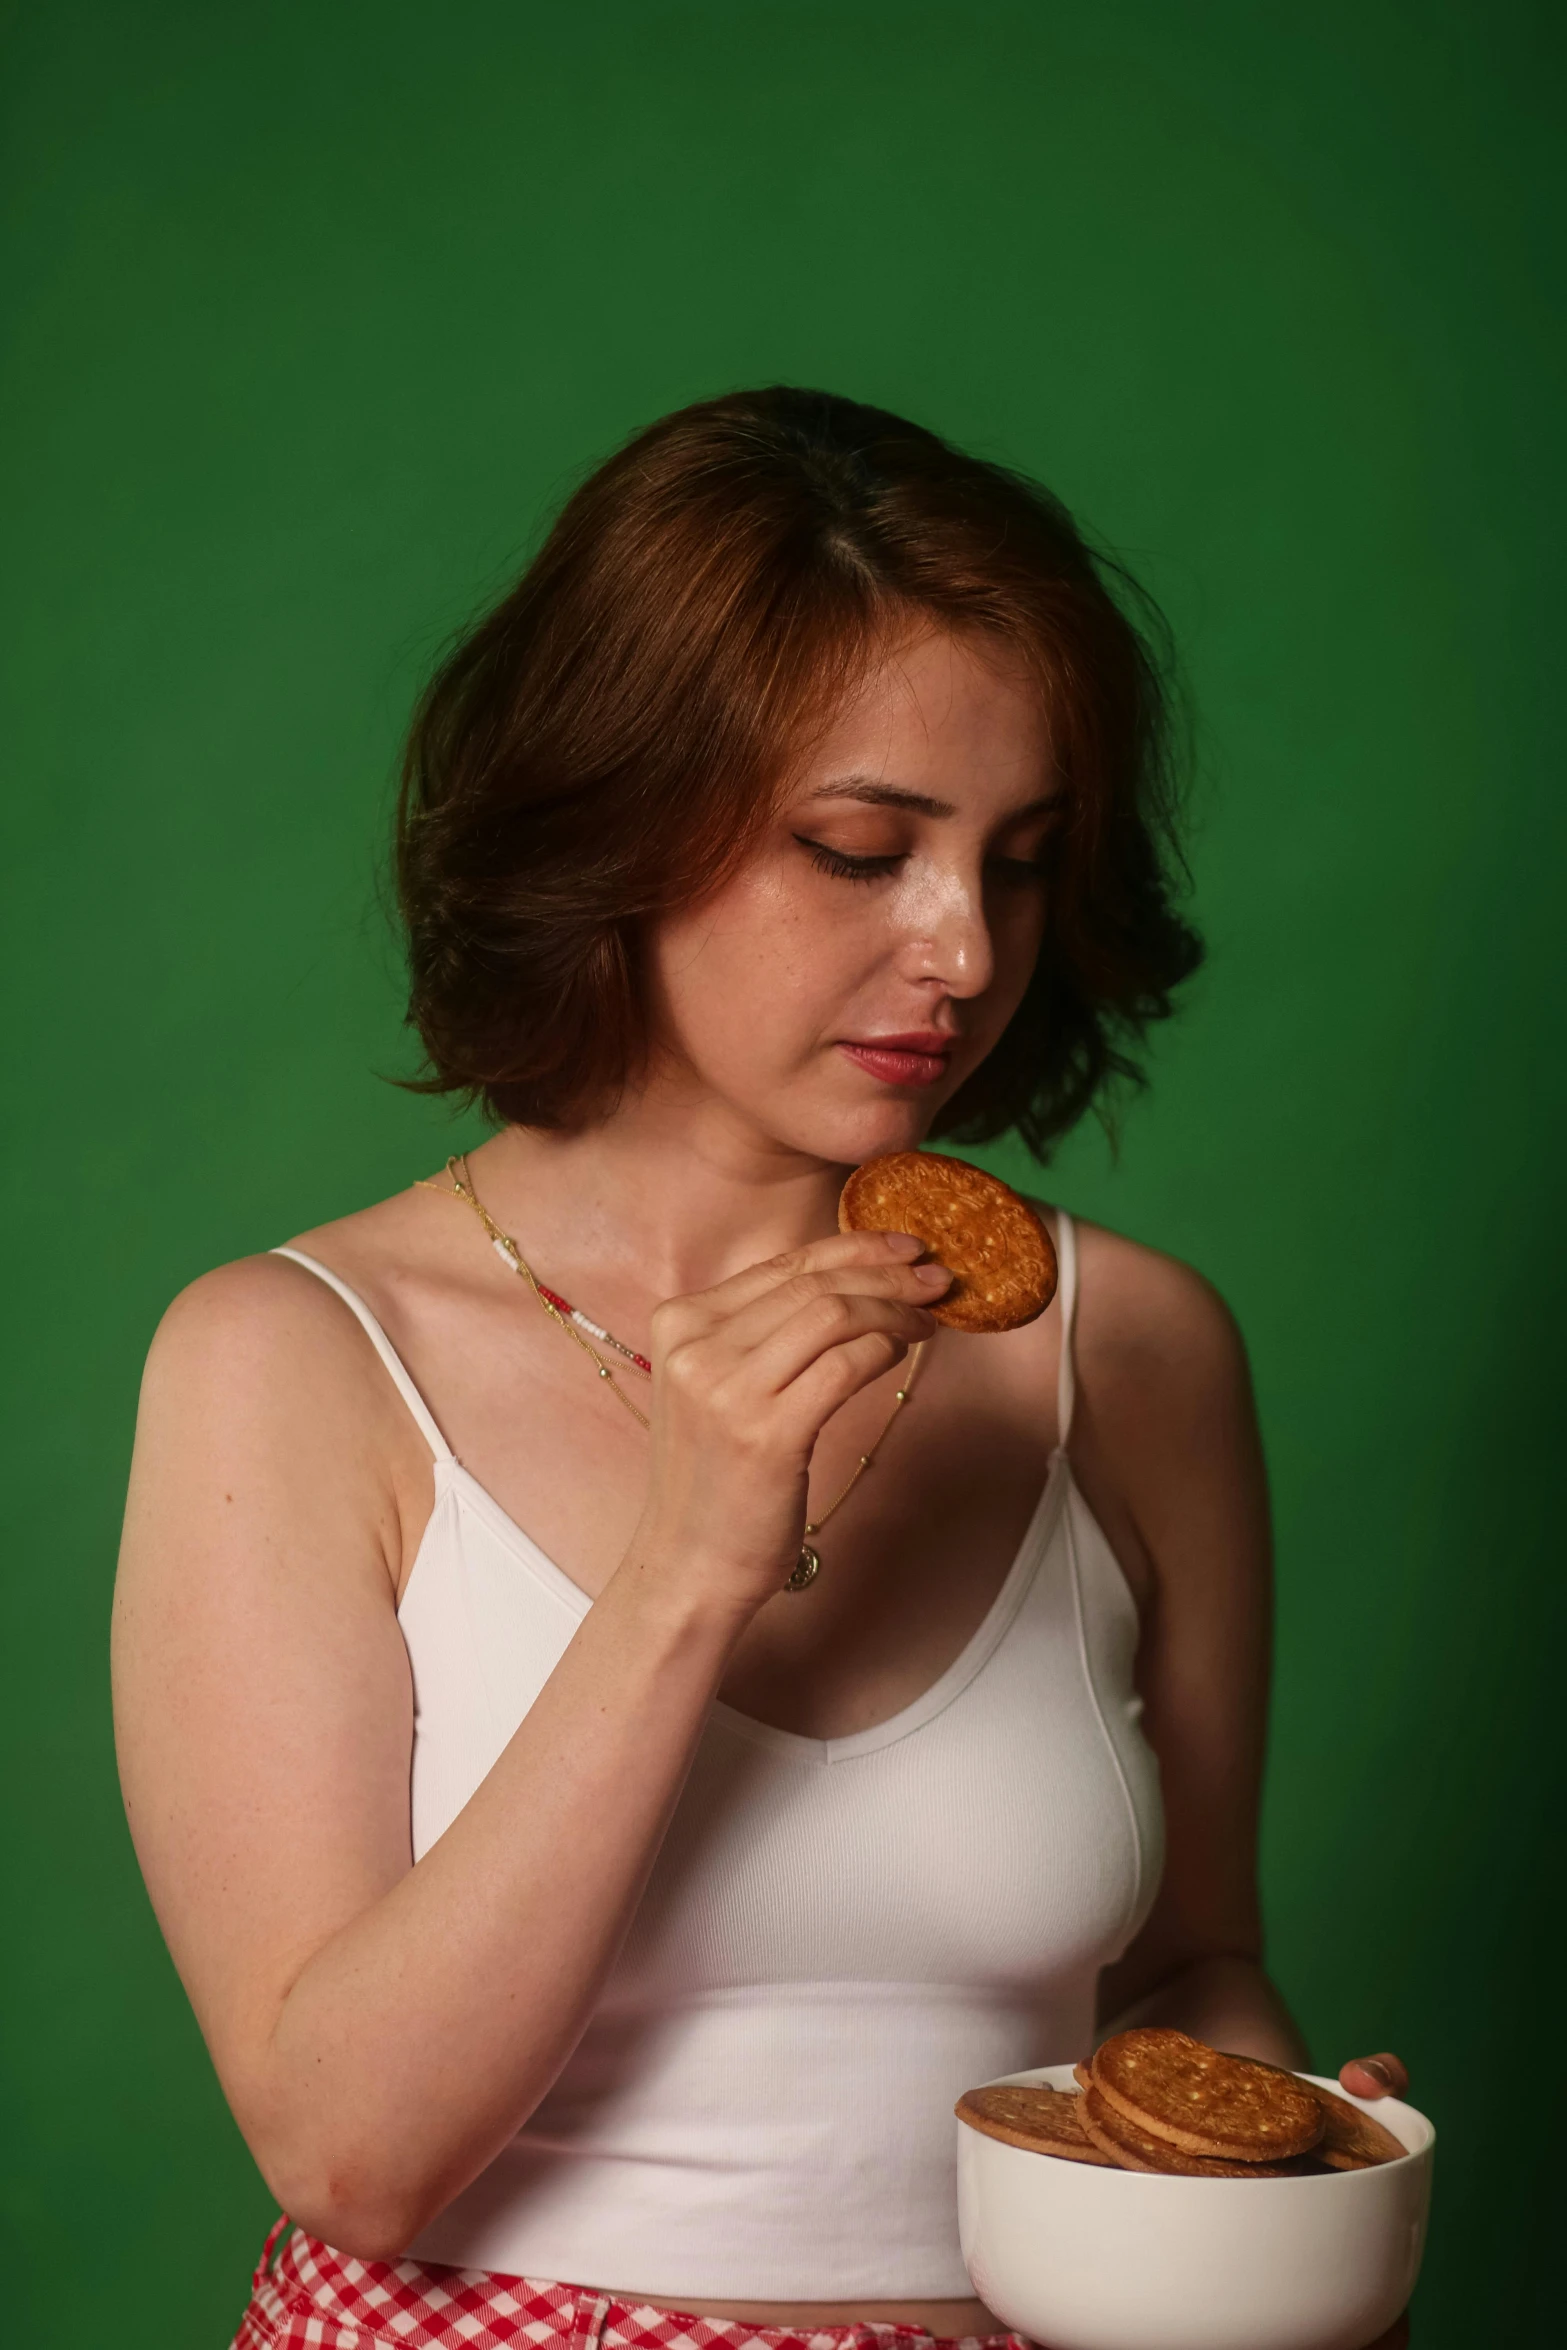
[231,2219,1034,2350]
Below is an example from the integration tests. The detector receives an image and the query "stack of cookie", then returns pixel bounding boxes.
[957,2029,1405,2177]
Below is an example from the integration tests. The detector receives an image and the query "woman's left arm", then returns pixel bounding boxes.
[1071,1231,1404,2105]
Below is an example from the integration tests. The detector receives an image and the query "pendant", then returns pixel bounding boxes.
[785,1544,821,1594]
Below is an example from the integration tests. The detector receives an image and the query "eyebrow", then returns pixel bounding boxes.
[806,776,1063,821]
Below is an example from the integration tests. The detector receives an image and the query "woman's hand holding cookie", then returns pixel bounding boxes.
[627,1231,949,1619]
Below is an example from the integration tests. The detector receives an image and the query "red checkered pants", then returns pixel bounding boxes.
[230,2220,1036,2350]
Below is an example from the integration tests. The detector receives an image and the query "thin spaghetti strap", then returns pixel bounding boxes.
[270,1247,453,1463]
[1054,1209,1079,1448]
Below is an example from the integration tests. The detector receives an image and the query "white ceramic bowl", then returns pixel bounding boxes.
[957,2064,1433,2350]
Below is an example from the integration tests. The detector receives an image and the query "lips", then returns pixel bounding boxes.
[838,1034,954,1088]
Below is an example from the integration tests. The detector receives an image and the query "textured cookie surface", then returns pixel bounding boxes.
[1090,2028,1326,2163]
[839,1153,1058,1333]
[1076,2084,1304,2177]
[1308,2083,1406,2171]
[955,2083,1113,2165]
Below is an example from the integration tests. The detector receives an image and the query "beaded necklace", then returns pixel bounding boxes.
[418,1156,652,1424]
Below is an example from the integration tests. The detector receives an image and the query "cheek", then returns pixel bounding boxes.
[650,871,871,1060]
[985,896,1048,1015]
[1003,893,1049,970]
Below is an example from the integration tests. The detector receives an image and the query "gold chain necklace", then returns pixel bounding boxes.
[418,1154,927,1593]
[419,1156,652,1427]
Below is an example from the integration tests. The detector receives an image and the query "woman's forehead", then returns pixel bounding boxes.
[786,632,1053,811]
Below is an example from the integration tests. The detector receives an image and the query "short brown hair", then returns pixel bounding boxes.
[396,386,1201,1158]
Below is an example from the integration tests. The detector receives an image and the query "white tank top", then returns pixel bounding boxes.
[273,1212,1163,2301]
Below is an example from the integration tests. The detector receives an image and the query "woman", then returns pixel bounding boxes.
[113,388,1409,2349]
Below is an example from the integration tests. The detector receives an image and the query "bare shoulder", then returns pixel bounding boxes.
[145,1246,391,1412]
[1017,1201,1264,1575]
[129,1180,455,1588]
[286,1170,451,1273]
[114,1249,429,1686]
[1068,1216,1251,1414]
[1038,1209,1268,1605]
[133,1238,429,1563]
[145,1169,441,1396]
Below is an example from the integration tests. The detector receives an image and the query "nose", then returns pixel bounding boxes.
[903,862,996,1000]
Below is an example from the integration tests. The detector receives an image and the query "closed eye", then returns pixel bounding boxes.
[987,855,1048,887]
[794,837,903,882]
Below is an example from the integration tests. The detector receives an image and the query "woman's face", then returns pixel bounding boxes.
[647,627,1057,1166]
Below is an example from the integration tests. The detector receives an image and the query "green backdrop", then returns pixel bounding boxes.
[3,4,1561,2341]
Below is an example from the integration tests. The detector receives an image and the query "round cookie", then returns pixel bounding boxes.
[839,1153,1058,1334]
[1246,2059,1408,2171]
[1076,2084,1303,2177]
[1309,2083,1406,2171]
[955,2083,1113,2166]
[1090,2028,1326,2163]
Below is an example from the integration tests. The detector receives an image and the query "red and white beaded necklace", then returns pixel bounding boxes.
[420,1155,653,1423]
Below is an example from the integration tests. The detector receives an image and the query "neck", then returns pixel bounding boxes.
[466,1083,860,1303]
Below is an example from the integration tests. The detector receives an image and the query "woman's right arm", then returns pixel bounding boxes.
[112,1230,941,2259]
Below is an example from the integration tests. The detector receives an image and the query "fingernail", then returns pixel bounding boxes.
[1360,2059,1392,2089]
[879,1232,923,1256]
[914,1261,952,1287]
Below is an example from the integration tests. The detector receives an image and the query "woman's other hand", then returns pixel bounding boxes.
[1341,2051,1415,2344]
[1338,2051,1409,2101]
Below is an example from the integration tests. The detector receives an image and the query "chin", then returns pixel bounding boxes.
[759,1082,945,1170]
